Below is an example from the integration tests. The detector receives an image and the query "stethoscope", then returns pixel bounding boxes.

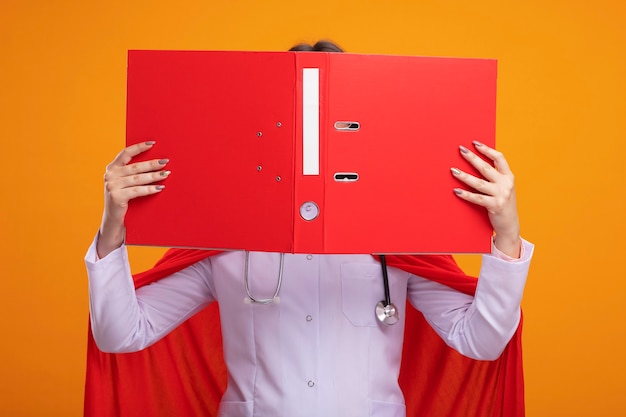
[374,255,400,325]
[243,252,399,325]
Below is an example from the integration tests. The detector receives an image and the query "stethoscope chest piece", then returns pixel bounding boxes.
[376,301,399,325]
[376,254,399,325]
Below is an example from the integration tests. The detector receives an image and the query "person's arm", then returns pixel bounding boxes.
[407,239,533,360]
[407,142,532,360]
[85,234,216,353]
[86,141,217,353]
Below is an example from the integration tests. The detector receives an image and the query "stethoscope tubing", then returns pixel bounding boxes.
[244,252,398,325]
[379,254,392,307]
[244,251,284,304]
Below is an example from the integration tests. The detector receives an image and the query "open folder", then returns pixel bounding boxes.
[125,50,497,254]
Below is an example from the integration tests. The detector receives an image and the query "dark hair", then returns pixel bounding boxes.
[289,40,344,53]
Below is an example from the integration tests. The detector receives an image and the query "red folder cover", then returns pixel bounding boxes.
[125,50,497,254]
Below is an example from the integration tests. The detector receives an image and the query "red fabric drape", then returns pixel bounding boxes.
[85,250,524,416]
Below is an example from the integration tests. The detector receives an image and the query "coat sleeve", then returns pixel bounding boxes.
[407,239,533,360]
[84,234,216,353]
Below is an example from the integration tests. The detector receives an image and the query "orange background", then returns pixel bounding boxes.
[1,1,624,416]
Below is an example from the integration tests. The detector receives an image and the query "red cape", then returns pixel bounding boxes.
[84,250,524,416]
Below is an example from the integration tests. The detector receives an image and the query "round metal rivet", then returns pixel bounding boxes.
[306,315,313,321]
[257,131,263,137]
[307,380,315,387]
[276,122,282,127]
[276,176,281,182]
[257,166,262,171]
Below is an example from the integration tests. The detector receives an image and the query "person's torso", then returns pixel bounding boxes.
[207,251,411,417]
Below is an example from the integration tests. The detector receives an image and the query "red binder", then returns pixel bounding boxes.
[125,50,497,254]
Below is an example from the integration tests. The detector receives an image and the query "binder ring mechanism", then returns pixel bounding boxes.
[334,121,360,131]
[333,121,360,183]
[334,173,359,182]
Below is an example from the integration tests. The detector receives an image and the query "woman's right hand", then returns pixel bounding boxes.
[97,141,170,258]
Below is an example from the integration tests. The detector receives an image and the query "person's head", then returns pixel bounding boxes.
[289,40,344,53]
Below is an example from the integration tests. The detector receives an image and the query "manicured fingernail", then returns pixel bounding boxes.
[472,140,483,147]
[158,158,169,165]
[145,141,156,145]
[459,145,469,154]
[160,170,171,177]
[451,167,461,176]
[453,188,463,195]
[155,185,165,190]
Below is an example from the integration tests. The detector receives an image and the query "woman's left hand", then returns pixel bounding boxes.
[451,141,522,258]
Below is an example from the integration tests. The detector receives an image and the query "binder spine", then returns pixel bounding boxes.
[293,52,329,253]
